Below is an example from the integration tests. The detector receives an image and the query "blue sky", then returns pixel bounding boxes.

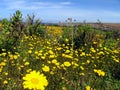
[0,0,120,23]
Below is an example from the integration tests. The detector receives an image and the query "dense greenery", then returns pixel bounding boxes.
[0,10,120,90]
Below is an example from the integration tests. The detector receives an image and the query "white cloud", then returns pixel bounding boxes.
[4,0,26,9]
[3,0,72,10]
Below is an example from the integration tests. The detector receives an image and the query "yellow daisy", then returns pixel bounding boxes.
[42,65,50,72]
[63,61,71,67]
[23,70,48,90]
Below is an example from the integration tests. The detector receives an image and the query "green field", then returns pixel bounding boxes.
[0,10,120,90]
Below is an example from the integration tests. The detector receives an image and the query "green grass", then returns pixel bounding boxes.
[0,10,120,90]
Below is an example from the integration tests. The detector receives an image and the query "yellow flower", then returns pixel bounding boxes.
[65,50,71,53]
[98,51,104,55]
[50,71,54,75]
[90,47,96,53]
[4,72,8,76]
[86,85,92,90]
[62,86,67,90]
[35,51,38,54]
[1,52,6,56]
[65,38,69,42]
[80,52,85,56]
[24,62,30,66]
[87,60,90,64]
[52,59,57,64]
[2,49,6,51]
[72,62,79,68]
[41,56,46,59]
[57,47,62,50]
[26,69,32,73]
[80,66,84,70]
[0,68,2,72]
[13,55,18,59]
[94,69,105,76]
[80,73,85,76]
[93,41,97,44]
[28,50,32,54]
[23,70,48,90]
[28,43,33,46]
[3,80,8,84]
[0,62,6,66]
[63,61,71,67]
[42,65,50,72]
[49,55,55,58]
[62,54,73,59]
[48,50,54,54]
[9,54,14,60]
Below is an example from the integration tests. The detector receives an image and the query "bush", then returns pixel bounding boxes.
[24,14,46,37]
[0,10,23,52]
[0,11,46,52]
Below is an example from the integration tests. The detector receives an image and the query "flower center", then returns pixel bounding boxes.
[31,78,39,84]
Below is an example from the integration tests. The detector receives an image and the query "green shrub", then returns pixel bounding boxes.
[24,14,46,37]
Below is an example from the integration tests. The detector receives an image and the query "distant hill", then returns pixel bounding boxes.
[58,22,120,31]
[88,23,120,31]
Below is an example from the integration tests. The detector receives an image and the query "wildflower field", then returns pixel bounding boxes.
[0,10,120,90]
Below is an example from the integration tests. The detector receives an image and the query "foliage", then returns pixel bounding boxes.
[0,11,120,90]
[25,14,37,35]
[0,11,46,52]
[0,10,23,52]
[0,34,120,89]
[0,18,12,52]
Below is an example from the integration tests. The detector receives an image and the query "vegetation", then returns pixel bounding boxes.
[0,10,120,90]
